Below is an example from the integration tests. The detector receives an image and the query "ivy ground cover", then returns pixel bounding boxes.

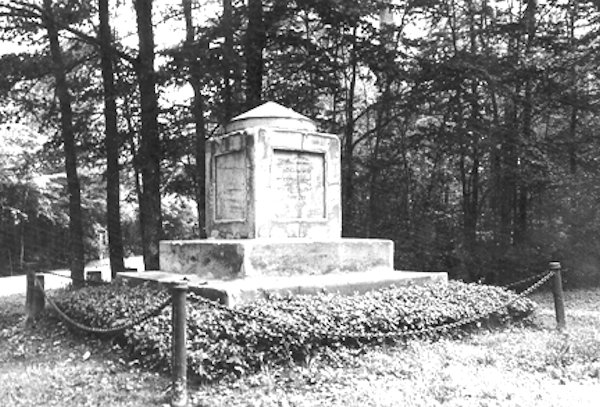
[50,280,535,382]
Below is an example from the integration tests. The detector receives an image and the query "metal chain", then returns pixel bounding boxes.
[41,270,112,286]
[36,279,172,335]
[502,270,551,289]
[189,270,556,342]
[377,269,555,340]
[33,269,555,339]
[41,268,547,290]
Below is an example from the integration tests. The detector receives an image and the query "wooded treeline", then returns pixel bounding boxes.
[1,0,600,286]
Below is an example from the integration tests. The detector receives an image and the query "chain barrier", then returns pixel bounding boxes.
[34,279,172,335]
[501,270,552,289]
[41,270,112,286]
[32,268,555,339]
[187,270,556,342]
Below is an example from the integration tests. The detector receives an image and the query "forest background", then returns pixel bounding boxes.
[1,0,599,287]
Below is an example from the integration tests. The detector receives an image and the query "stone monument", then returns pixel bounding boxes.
[122,102,446,305]
[160,102,394,279]
[205,102,340,240]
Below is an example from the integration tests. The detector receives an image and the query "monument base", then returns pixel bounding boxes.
[117,238,450,307]
[118,270,448,307]
[160,238,394,279]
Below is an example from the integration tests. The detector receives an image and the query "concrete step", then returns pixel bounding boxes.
[118,270,447,307]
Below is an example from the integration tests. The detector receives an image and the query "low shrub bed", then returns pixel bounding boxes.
[50,280,535,382]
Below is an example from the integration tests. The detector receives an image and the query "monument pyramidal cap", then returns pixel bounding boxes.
[225,101,317,133]
[119,101,447,306]
[230,101,313,122]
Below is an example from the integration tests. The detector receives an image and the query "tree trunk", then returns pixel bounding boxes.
[366,131,382,238]
[568,0,578,175]
[222,0,234,121]
[499,108,517,249]
[99,0,125,278]
[134,0,161,270]
[342,26,358,237]
[183,0,207,238]
[515,0,537,244]
[460,152,479,254]
[495,8,521,250]
[366,80,391,238]
[42,0,85,287]
[19,221,24,270]
[568,107,577,174]
[120,84,145,249]
[463,3,480,262]
[245,0,264,109]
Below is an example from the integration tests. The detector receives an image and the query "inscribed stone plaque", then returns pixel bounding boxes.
[272,150,325,219]
[215,151,246,220]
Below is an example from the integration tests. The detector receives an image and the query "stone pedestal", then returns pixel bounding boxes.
[160,238,394,280]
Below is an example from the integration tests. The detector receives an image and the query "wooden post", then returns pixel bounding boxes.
[171,282,188,407]
[549,261,566,331]
[26,268,34,315]
[26,271,45,327]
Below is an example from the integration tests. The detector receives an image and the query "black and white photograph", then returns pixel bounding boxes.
[0,1,598,406]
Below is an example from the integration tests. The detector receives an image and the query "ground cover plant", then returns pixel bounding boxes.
[2,287,600,406]
[47,280,535,382]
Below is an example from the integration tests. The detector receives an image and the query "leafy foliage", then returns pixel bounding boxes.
[52,280,535,382]
[2,0,600,285]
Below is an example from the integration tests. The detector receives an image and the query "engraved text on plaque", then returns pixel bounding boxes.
[272,150,325,219]
[215,151,246,220]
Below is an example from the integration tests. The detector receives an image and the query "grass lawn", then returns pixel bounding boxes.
[1,287,599,407]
